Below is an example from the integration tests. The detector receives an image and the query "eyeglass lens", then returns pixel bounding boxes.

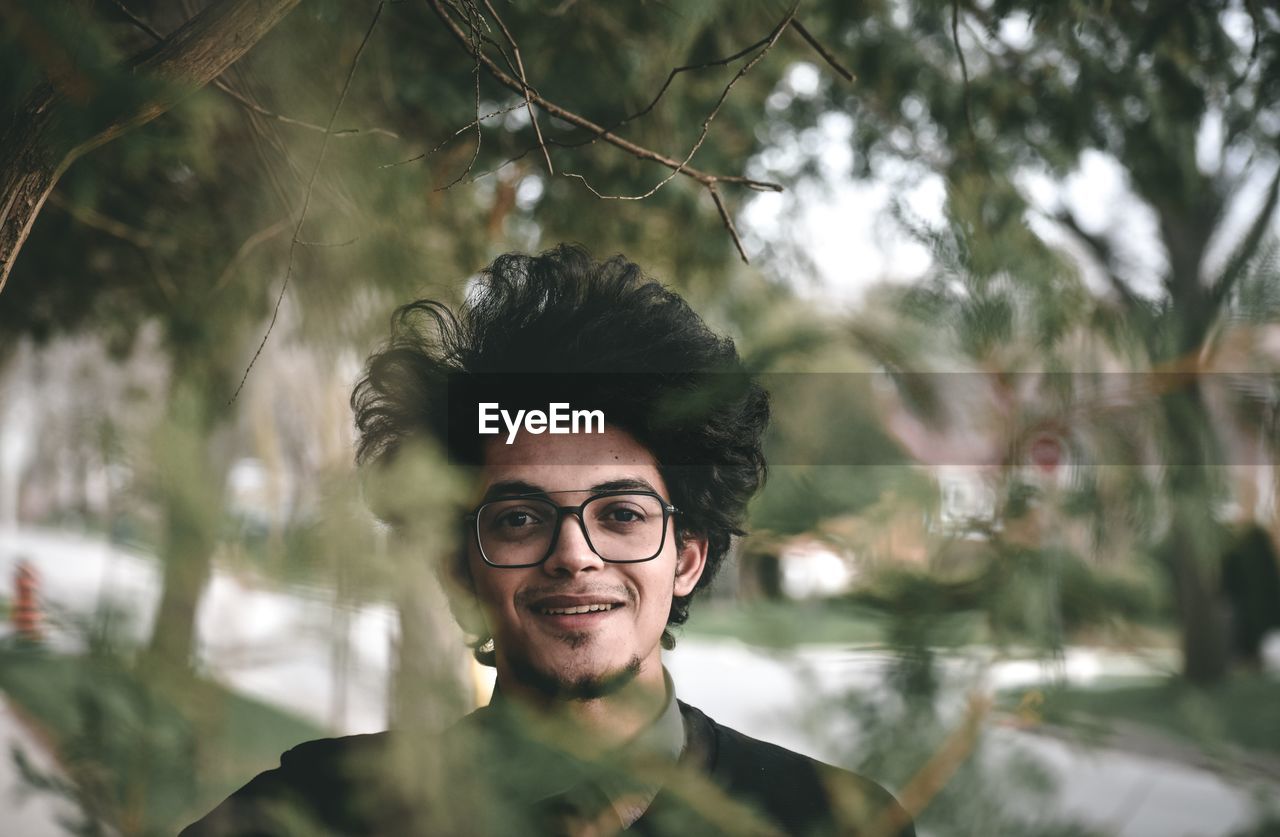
[477,493,667,565]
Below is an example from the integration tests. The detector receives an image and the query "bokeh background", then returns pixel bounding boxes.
[2,1,1279,834]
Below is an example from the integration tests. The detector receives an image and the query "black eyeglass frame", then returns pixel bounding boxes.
[465,489,680,569]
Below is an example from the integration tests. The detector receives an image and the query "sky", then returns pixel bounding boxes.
[738,27,1280,309]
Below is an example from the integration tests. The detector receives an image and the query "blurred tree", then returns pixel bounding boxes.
[0,0,301,291]
[783,0,1280,685]
[0,0,870,698]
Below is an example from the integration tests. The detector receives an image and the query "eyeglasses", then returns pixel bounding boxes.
[466,490,679,568]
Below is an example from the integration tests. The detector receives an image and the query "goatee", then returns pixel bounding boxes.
[509,652,643,701]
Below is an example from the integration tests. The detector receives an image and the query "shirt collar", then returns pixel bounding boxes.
[484,666,685,824]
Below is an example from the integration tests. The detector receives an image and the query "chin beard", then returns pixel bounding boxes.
[508,651,643,701]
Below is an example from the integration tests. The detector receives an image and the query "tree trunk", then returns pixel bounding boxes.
[0,0,301,292]
[1159,382,1231,686]
[388,527,472,733]
[143,373,228,675]
[385,528,475,832]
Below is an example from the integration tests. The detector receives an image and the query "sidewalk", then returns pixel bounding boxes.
[667,638,1279,837]
[1006,712,1280,784]
[0,694,80,837]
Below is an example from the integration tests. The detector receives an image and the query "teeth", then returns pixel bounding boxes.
[541,603,616,615]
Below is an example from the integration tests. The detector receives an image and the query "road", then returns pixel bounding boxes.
[666,641,1275,837]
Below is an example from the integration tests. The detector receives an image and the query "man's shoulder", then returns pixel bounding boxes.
[279,730,392,762]
[179,732,397,836]
[678,702,915,837]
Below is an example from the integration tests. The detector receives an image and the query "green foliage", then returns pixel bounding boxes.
[0,644,326,835]
[682,599,887,647]
[1022,672,1280,760]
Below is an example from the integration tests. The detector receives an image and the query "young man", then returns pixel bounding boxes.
[184,246,913,836]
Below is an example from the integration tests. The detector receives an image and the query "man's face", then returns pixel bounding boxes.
[467,425,707,699]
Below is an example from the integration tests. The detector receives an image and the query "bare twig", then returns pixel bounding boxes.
[212,79,400,139]
[211,216,291,293]
[442,0,526,83]
[464,30,784,184]
[562,3,795,201]
[569,32,776,152]
[481,0,553,175]
[297,236,360,247]
[425,0,794,260]
[48,191,178,299]
[792,19,853,82]
[109,0,399,140]
[47,191,158,250]
[423,0,783,192]
[708,184,749,263]
[106,0,165,40]
[952,0,977,143]
[231,2,386,404]
[559,5,796,261]
[434,0,486,191]
[1051,206,1141,312]
[380,101,525,169]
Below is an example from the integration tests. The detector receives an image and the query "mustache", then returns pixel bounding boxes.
[514,583,635,609]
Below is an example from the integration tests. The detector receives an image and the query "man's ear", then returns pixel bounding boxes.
[441,546,488,637]
[673,533,709,597]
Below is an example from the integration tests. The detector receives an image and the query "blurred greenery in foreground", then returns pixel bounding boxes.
[3,0,1280,834]
[0,643,324,834]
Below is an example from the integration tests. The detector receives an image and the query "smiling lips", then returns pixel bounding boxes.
[529,594,625,619]
[539,602,620,616]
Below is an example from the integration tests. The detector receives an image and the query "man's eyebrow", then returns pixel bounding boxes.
[589,477,659,495]
[482,480,549,500]
[481,477,660,500]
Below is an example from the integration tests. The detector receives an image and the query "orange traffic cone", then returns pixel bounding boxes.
[13,561,42,643]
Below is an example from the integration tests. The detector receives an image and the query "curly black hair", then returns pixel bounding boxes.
[351,244,769,664]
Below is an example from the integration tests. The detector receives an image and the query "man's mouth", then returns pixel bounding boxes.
[538,602,622,616]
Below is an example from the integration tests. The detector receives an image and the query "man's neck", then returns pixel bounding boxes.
[493,662,670,756]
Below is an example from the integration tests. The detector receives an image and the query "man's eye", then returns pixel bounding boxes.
[599,505,646,524]
[498,509,542,528]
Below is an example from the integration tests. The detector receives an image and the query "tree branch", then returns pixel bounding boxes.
[379,101,526,169]
[422,0,784,193]
[562,6,796,202]
[1210,161,1280,311]
[464,26,790,185]
[439,1,487,190]
[47,190,159,250]
[231,2,386,403]
[952,0,977,144]
[1051,206,1142,313]
[564,30,777,152]
[792,19,853,82]
[109,0,400,140]
[0,0,302,294]
[48,190,178,300]
[480,0,552,175]
[424,0,787,262]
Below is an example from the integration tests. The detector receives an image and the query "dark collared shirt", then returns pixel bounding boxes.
[485,668,685,829]
[181,689,916,835]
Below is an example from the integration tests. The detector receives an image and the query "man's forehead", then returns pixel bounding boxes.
[476,426,667,495]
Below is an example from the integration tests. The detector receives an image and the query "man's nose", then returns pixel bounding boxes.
[542,511,603,575]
